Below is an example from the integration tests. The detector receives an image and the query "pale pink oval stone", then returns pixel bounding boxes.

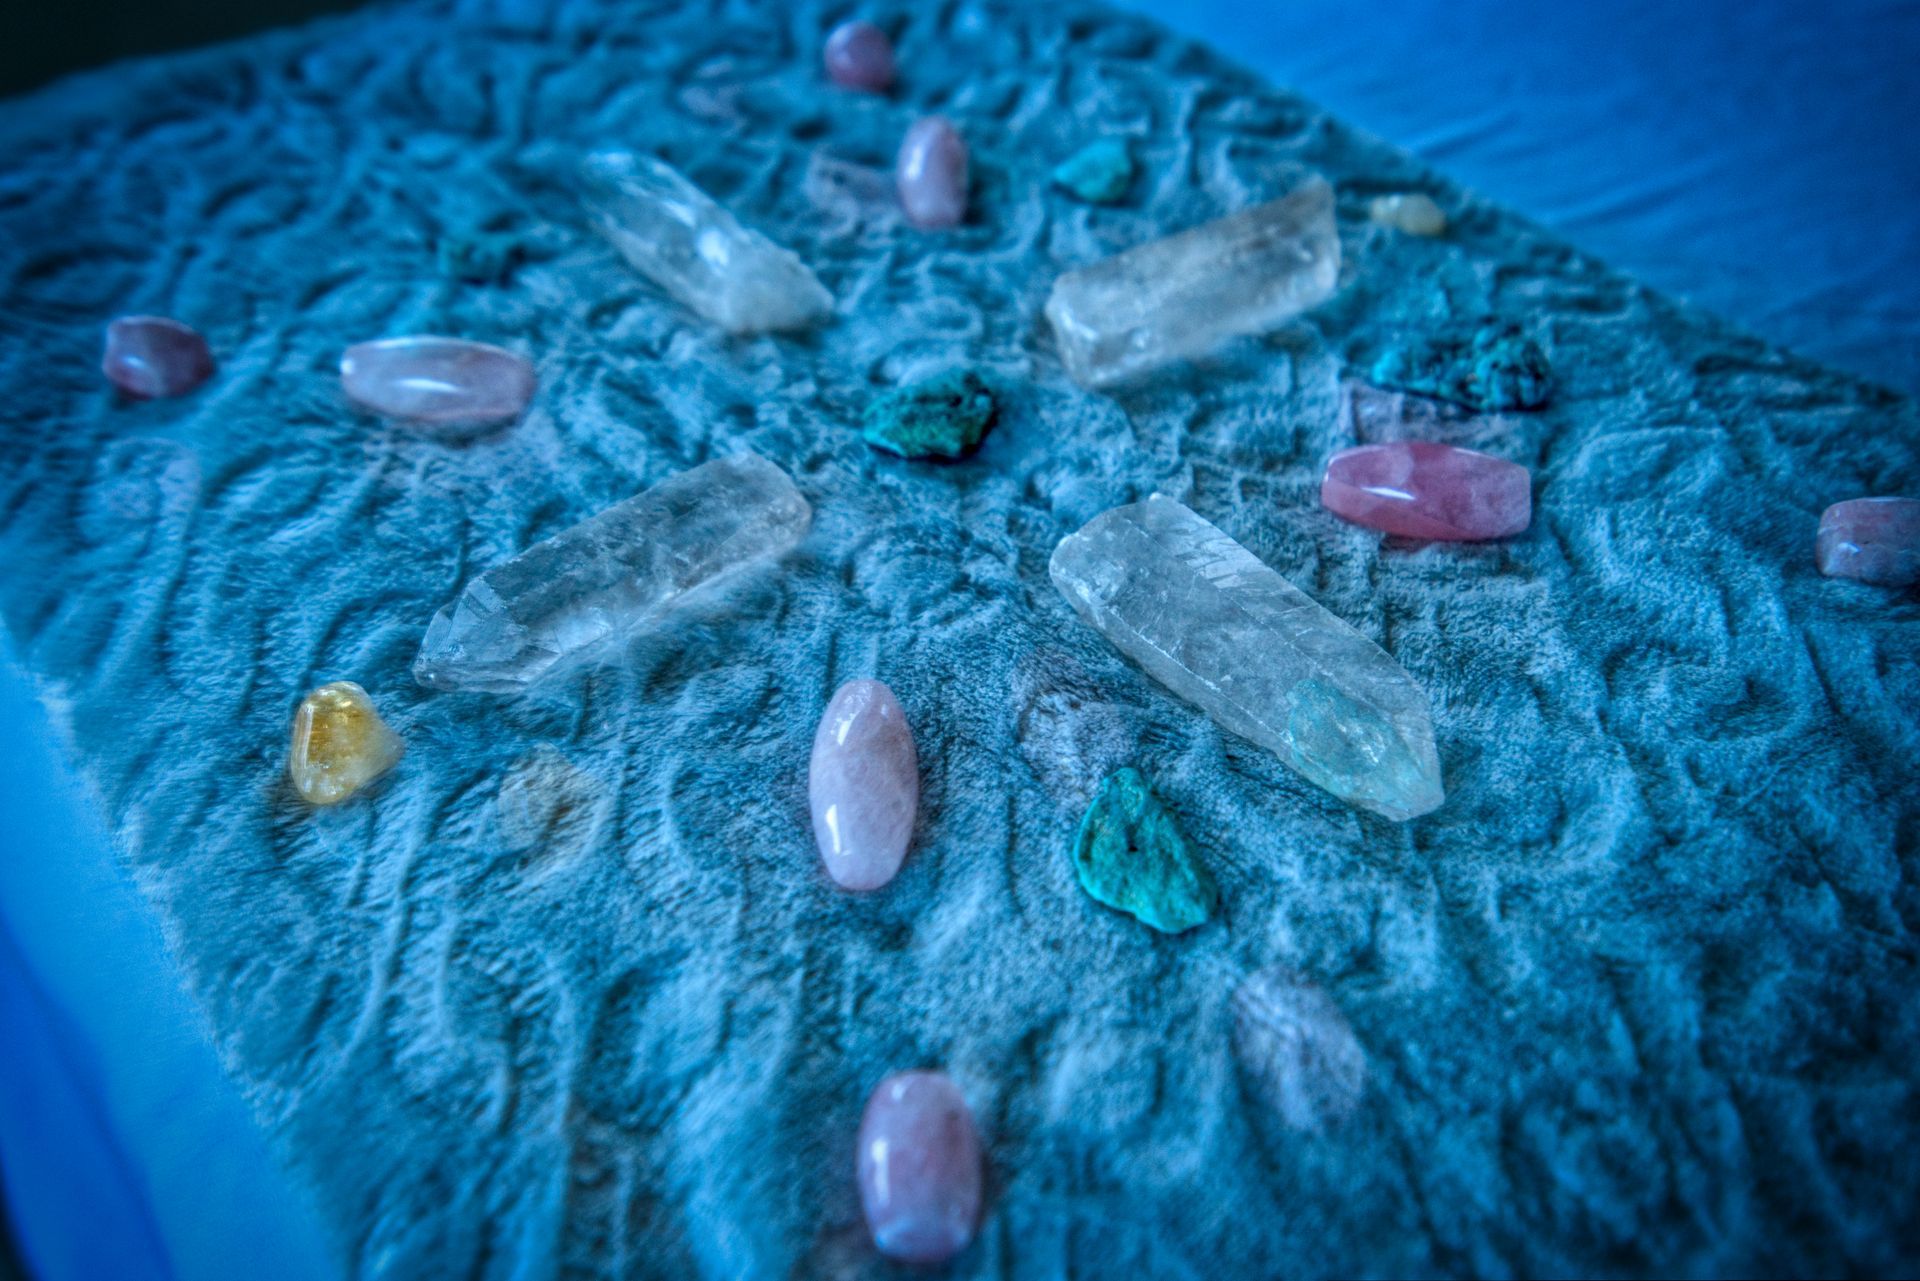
[824,20,895,92]
[858,1070,982,1265]
[1816,496,1920,587]
[896,117,969,230]
[1322,441,1531,540]
[340,336,534,426]
[809,679,918,890]
[102,316,214,399]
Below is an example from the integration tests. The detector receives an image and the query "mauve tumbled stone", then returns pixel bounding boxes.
[896,116,968,230]
[825,20,895,92]
[858,1070,982,1265]
[1816,496,1920,587]
[340,336,534,427]
[102,316,214,399]
[1321,441,1531,540]
[810,679,918,890]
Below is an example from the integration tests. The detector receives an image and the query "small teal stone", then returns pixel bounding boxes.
[1051,138,1135,205]
[1071,767,1218,935]
[1369,320,1554,412]
[861,370,998,461]
[437,231,520,284]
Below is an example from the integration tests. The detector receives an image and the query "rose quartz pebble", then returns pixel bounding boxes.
[340,336,533,427]
[1816,496,1920,587]
[858,1071,982,1264]
[809,679,919,890]
[102,316,214,399]
[1321,441,1531,541]
[896,116,969,230]
[824,20,895,92]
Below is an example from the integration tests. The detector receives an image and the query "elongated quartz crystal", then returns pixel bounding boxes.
[580,151,834,334]
[1044,177,1339,387]
[414,453,811,693]
[1050,496,1443,820]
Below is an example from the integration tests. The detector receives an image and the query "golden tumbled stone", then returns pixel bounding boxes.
[288,681,403,805]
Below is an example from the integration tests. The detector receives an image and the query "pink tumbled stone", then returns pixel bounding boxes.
[896,116,969,230]
[1321,441,1531,541]
[809,679,919,891]
[340,336,534,427]
[102,316,214,399]
[1816,496,1920,587]
[824,20,895,92]
[858,1070,983,1265]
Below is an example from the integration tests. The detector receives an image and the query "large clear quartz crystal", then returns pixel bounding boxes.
[414,453,811,693]
[1044,177,1339,387]
[1050,495,1443,820]
[580,151,834,334]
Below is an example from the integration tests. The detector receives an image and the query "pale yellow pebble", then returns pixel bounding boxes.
[288,681,403,805]
[1369,193,1448,236]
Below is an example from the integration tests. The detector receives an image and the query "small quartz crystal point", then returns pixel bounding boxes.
[1044,176,1339,388]
[414,453,811,693]
[580,151,833,334]
[862,369,997,460]
[896,116,969,230]
[1052,138,1135,205]
[1322,441,1531,540]
[1051,496,1444,820]
[1368,193,1447,236]
[288,681,403,805]
[858,1071,983,1265]
[340,336,534,428]
[1072,766,1217,934]
[1816,496,1920,587]
[102,316,214,399]
[824,20,895,92]
[1370,320,1553,412]
[810,679,920,890]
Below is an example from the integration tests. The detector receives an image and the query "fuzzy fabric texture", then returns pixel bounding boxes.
[0,0,1917,1276]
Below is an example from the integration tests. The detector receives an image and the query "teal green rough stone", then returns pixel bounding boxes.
[437,231,520,283]
[1369,320,1554,411]
[1071,767,1218,934]
[861,370,998,460]
[1052,139,1135,205]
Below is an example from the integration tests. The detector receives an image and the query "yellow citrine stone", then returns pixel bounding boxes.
[288,681,404,805]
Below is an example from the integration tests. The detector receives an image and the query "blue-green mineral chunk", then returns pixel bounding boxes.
[1369,320,1554,412]
[861,370,998,461]
[1051,138,1135,205]
[1071,767,1217,934]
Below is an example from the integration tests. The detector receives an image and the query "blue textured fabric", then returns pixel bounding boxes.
[0,0,1915,1277]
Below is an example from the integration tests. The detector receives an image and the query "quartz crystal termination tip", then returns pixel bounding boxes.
[580,151,834,335]
[414,453,811,693]
[1049,496,1443,820]
[1044,176,1339,388]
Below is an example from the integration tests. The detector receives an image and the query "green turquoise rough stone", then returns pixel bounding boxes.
[1051,138,1135,205]
[1369,320,1554,412]
[1071,767,1218,934]
[861,370,998,460]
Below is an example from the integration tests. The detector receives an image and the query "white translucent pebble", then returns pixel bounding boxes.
[1043,177,1340,388]
[580,151,834,334]
[1368,193,1447,236]
[1049,495,1443,820]
[414,453,812,693]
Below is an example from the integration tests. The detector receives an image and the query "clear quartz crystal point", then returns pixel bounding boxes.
[580,151,834,334]
[1044,176,1340,388]
[1049,496,1443,820]
[414,453,811,693]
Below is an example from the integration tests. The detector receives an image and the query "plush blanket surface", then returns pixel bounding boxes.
[0,0,1916,1276]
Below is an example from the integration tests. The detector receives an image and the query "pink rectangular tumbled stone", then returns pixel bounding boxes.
[1816,497,1920,587]
[1320,441,1531,541]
